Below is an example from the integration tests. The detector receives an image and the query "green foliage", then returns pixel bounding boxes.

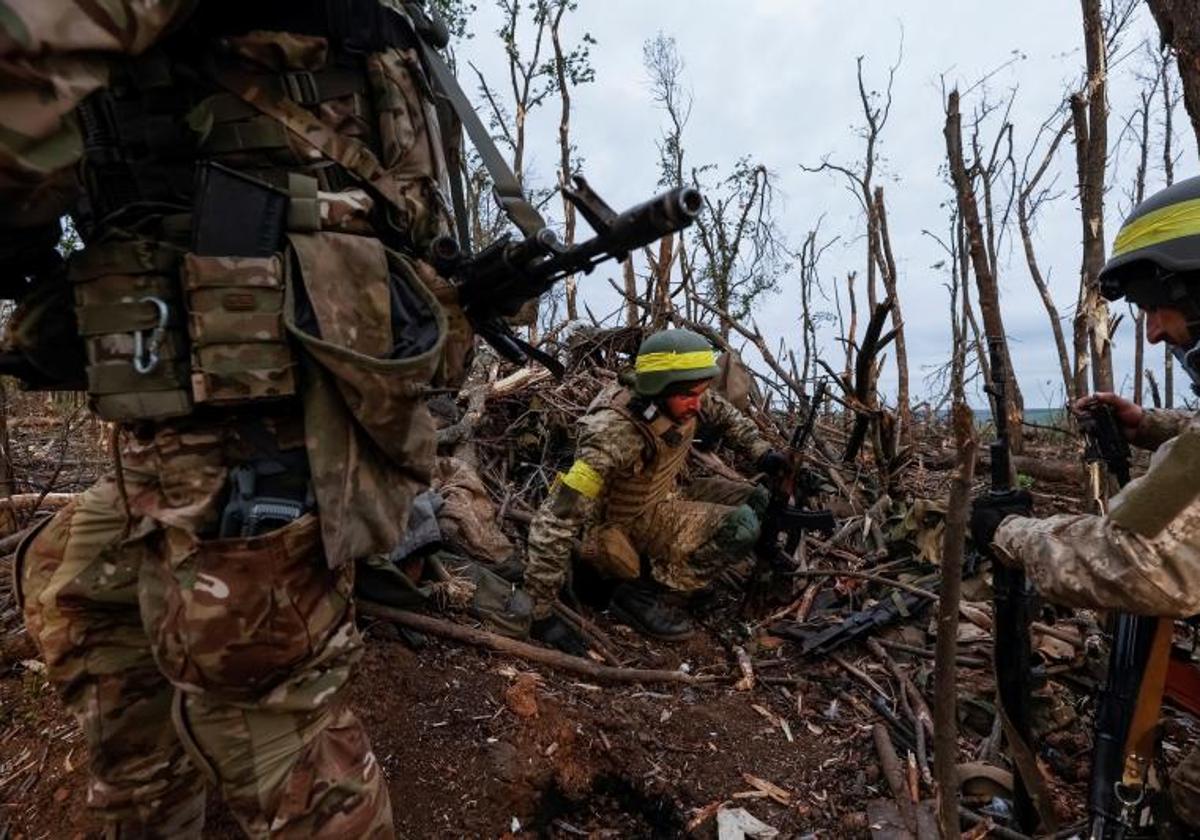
[1017,473,1035,490]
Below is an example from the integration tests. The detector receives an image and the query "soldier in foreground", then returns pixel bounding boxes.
[970,175,1200,830]
[525,328,787,650]
[0,2,471,837]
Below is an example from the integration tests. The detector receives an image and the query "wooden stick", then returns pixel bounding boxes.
[831,653,890,700]
[359,602,720,686]
[794,568,937,600]
[876,638,988,669]
[552,601,624,668]
[867,638,935,739]
[873,723,917,832]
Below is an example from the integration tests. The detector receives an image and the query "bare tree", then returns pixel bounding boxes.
[802,50,912,439]
[549,0,595,321]
[1162,49,1180,406]
[1017,112,1076,404]
[644,35,787,340]
[1070,0,1115,394]
[1145,0,1200,154]
[1122,50,1163,404]
[945,88,1025,451]
[873,187,913,443]
[644,34,694,327]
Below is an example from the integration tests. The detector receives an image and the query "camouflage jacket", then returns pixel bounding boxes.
[524,386,770,615]
[995,408,1200,616]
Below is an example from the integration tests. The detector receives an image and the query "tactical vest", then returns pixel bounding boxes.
[589,386,696,525]
[68,0,452,423]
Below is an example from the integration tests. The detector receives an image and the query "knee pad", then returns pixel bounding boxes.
[714,504,761,554]
[745,485,770,519]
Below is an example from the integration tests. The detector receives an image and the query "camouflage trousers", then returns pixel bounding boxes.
[15,422,393,839]
[582,477,766,591]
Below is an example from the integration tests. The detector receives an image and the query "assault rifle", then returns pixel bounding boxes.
[431,177,702,374]
[986,337,1043,833]
[369,2,704,374]
[1083,405,1174,840]
[755,380,837,572]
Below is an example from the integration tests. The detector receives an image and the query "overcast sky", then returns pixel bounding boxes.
[452,1,1197,409]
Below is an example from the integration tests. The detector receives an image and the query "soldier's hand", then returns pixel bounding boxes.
[969,490,1033,550]
[756,449,790,479]
[1074,392,1144,441]
[530,615,589,657]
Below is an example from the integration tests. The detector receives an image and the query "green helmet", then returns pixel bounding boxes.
[632,328,720,396]
[1100,175,1200,309]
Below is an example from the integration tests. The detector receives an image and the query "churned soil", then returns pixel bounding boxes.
[0,597,874,839]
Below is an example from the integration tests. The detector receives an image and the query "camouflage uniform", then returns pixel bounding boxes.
[994,407,1200,826]
[3,2,465,837]
[525,383,770,619]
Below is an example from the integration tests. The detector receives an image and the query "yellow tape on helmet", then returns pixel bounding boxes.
[1113,196,1200,258]
[634,349,717,373]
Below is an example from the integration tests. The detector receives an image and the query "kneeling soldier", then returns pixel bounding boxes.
[525,329,786,650]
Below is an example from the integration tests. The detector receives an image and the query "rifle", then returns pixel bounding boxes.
[985,337,1043,833]
[432,177,702,374]
[772,576,936,657]
[368,3,704,374]
[1083,405,1173,840]
[755,380,836,572]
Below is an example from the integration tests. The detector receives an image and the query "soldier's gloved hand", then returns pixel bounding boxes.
[969,490,1033,550]
[756,449,790,478]
[530,615,589,657]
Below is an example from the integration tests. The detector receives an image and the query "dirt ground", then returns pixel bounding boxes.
[1,569,883,839]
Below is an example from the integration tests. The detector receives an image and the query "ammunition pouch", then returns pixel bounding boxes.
[183,253,297,405]
[69,231,193,422]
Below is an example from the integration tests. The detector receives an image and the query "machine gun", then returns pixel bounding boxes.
[755,380,836,572]
[986,337,1044,834]
[1083,404,1174,840]
[432,177,702,374]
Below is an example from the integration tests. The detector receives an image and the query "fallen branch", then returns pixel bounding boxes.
[874,723,917,833]
[359,602,721,686]
[792,569,937,601]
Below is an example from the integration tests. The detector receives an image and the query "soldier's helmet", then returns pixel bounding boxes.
[633,328,721,396]
[1100,174,1200,312]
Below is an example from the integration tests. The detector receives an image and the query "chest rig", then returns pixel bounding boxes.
[590,387,696,525]
[69,0,449,422]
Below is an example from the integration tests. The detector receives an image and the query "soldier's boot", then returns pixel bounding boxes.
[609,582,695,641]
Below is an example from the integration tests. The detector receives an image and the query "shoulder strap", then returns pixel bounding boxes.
[414,38,546,239]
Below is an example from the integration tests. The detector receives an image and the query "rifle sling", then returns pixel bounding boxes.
[416,39,547,239]
[1122,618,1173,787]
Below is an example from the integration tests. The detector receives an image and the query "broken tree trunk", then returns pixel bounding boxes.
[933,401,978,838]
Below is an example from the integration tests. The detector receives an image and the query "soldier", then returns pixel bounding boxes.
[525,328,787,649]
[969,175,1200,830]
[1,2,472,837]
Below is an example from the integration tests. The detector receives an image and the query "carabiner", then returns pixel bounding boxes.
[133,296,170,375]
